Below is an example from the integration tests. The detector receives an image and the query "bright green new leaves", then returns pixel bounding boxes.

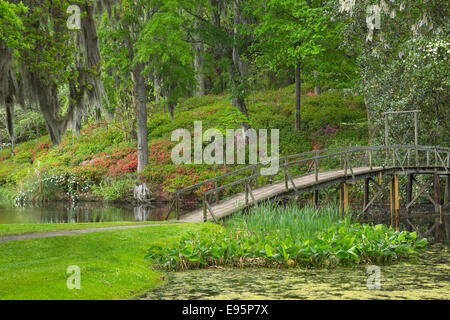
[251,0,329,70]
[0,0,29,51]
[99,0,195,114]
[135,0,195,106]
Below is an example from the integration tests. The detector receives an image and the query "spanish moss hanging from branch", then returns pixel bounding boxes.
[0,0,114,145]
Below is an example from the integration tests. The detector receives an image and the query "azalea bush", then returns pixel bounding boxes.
[0,86,370,202]
[146,204,427,271]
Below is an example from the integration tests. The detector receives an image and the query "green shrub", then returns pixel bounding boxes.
[0,85,370,199]
[0,184,16,203]
[91,176,137,201]
[14,172,91,205]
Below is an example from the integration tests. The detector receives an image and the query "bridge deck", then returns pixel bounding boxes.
[180,166,383,223]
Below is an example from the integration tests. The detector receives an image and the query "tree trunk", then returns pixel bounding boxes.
[153,71,161,103]
[133,183,152,203]
[314,70,321,95]
[132,63,149,173]
[193,6,205,96]
[35,78,66,145]
[295,61,301,131]
[230,0,249,118]
[194,46,206,96]
[230,63,249,119]
[168,101,175,121]
[5,96,15,154]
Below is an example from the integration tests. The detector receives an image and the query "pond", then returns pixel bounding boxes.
[142,245,450,300]
[0,201,176,224]
[1,200,449,300]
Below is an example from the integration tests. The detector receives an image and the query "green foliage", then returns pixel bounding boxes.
[91,176,137,201]
[227,203,342,240]
[146,204,427,271]
[135,0,196,106]
[0,183,16,203]
[359,36,449,146]
[0,109,46,146]
[300,90,366,129]
[0,86,368,200]
[0,0,29,50]
[250,0,329,69]
[14,172,91,205]
[339,0,449,146]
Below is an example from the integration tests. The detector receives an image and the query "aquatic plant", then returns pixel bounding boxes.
[227,203,342,241]
[146,205,427,271]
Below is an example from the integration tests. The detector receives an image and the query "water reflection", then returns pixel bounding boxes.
[0,201,173,224]
[357,204,450,245]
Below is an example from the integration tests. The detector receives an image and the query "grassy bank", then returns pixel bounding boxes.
[0,223,218,300]
[0,85,367,203]
[0,221,179,237]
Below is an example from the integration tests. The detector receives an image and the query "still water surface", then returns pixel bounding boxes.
[0,201,173,224]
[144,246,450,300]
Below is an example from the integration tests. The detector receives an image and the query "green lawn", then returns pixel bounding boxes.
[0,221,179,237]
[0,223,218,300]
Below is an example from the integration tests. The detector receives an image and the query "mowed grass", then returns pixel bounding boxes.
[0,221,179,237]
[0,223,218,300]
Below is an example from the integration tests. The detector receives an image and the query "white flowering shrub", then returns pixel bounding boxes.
[14,173,91,206]
[336,0,449,146]
[0,142,11,150]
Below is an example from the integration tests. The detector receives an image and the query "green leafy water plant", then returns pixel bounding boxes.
[146,205,427,271]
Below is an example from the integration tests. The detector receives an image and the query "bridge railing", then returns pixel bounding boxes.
[164,145,450,221]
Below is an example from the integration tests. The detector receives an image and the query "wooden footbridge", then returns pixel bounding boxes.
[165,145,450,232]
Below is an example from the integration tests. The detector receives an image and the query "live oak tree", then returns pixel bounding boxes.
[191,5,206,96]
[0,0,28,152]
[0,0,110,147]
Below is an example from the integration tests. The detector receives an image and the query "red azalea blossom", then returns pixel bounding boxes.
[306,91,318,97]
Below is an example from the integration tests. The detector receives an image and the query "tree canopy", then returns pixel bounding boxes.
[0,0,448,170]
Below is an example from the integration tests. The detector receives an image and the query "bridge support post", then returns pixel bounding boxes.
[444,177,450,244]
[176,194,180,220]
[407,174,414,215]
[284,160,289,191]
[215,181,219,204]
[245,180,249,206]
[434,173,441,243]
[444,176,449,208]
[390,175,399,230]
[202,194,207,222]
[339,183,349,218]
[314,190,319,207]
[363,178,370,210]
